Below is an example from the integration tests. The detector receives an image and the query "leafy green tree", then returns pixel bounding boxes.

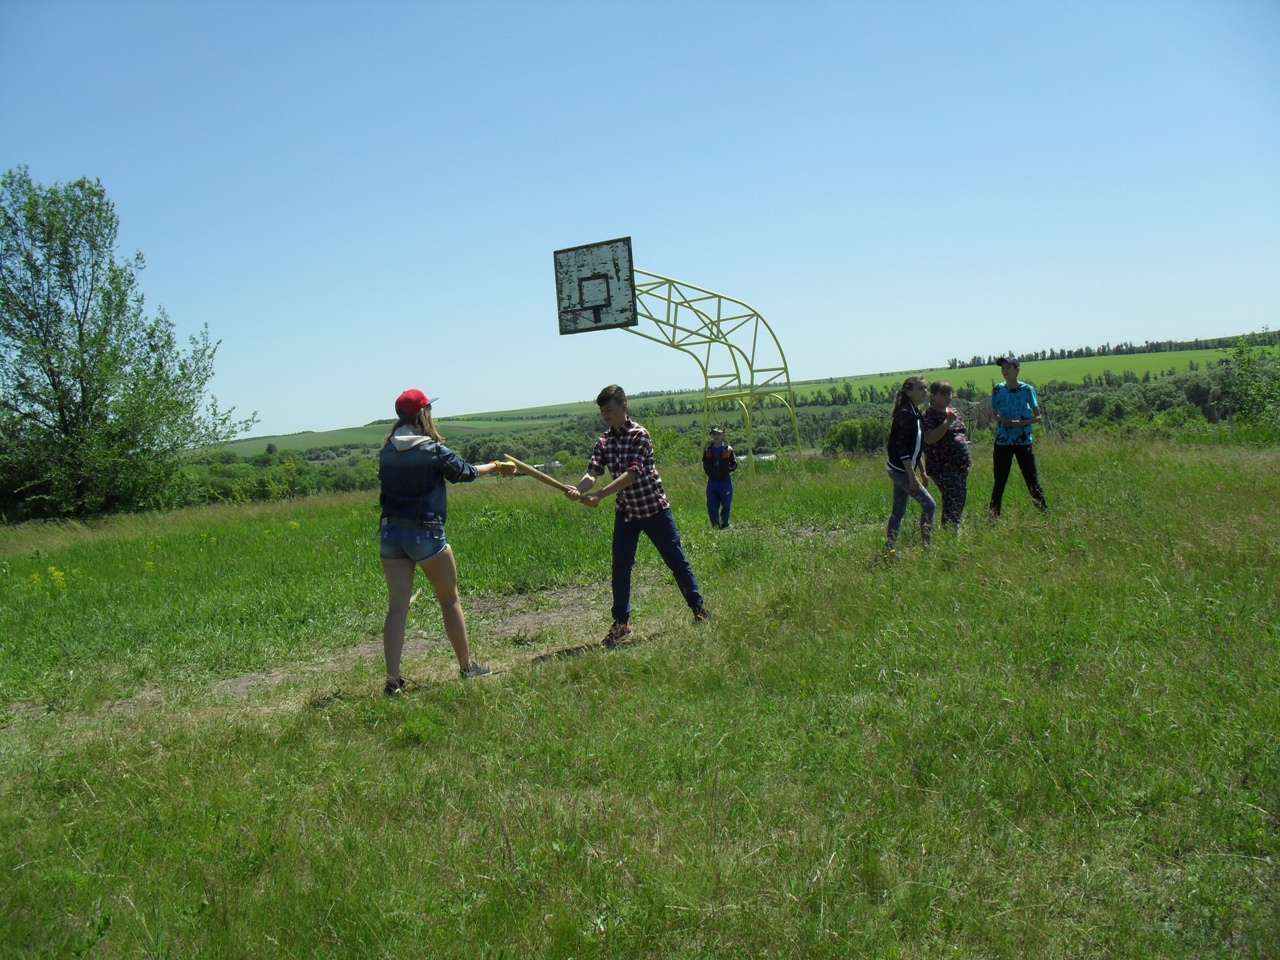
[642,418,696,465]
[824,417,884,455]
[0,166,255,519]
[1224,337,1280,428]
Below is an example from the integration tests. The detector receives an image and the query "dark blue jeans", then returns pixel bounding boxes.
[706,477,733,527]
[611,507,704,623]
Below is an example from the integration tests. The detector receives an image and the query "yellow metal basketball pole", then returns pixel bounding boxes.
[552,240,803,468]
[626,270,804,470]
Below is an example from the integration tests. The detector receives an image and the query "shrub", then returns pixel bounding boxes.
[824,418,884,455]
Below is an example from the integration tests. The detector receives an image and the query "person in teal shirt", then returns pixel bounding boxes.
[989,356,1047,516]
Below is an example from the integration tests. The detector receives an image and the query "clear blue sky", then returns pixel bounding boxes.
[3,1,1277,437]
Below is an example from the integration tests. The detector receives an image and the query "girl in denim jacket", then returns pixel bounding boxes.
[378,389,514,692]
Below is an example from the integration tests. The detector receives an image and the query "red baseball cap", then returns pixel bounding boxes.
[395,389,437,417]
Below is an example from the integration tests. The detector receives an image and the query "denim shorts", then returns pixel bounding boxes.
[379,523,448,562]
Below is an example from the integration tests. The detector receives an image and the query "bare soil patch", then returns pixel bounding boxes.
[2,576,664,725]
[211,579,626,698]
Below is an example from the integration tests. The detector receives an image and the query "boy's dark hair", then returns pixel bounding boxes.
[596,384,627,407]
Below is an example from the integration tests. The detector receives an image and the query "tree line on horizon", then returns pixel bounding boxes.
[947,330,1279,370]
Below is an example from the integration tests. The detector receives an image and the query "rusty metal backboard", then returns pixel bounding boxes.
[553,237,637,335]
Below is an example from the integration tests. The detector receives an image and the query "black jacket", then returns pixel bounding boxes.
[884,403,923,474]
[702,443,738,480]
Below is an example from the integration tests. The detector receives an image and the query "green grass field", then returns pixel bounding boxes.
[2,436,1277,956]
[224,348,1233,456]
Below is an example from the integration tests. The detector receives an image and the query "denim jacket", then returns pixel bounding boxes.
[378,426,477,528]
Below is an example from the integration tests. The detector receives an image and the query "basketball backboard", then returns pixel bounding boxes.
[553,237,637,335]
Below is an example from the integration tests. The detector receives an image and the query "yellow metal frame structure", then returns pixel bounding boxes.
[628,270,803,465]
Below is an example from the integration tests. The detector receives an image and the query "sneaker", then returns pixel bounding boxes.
[693,606,712,622]
[460,661,492,679]
[602,621,633,648]
[383,676,407,696]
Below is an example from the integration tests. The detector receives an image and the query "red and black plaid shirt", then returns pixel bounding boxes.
[587,418,670,521]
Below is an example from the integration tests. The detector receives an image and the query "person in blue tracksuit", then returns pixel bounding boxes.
[702,424,738,528]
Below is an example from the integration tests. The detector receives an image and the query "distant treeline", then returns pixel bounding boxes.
[639,381,902,416]
[947,330,1279,370]
[181,336,1278,506]
[183,447,381,504]
[183,413,612,505]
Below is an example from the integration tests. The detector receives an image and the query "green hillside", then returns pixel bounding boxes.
[220,416,566,456]
[225,346,1235,456]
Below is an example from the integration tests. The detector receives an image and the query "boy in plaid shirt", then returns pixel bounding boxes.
[566,384,711,646]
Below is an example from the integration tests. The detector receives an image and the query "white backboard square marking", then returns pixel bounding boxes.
[579,275,611,309]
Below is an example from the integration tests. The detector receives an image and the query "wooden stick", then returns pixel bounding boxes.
[503,454,574,493]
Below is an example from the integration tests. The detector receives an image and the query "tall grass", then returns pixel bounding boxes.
[1,436,1277,957]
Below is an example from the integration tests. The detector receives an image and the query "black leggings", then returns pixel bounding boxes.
[989,445,1047,515]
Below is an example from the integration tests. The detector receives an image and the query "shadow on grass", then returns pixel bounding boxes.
[307,690,353,709]
[529,631,658,664]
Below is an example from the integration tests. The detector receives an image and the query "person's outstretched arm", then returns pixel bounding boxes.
[477,460,516,477]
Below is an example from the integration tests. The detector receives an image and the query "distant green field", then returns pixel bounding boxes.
[787,347,1228,405]
[222,420,584,457]
[223,423,390,454]
[450,400,601,419]
[226,347,1230,455]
